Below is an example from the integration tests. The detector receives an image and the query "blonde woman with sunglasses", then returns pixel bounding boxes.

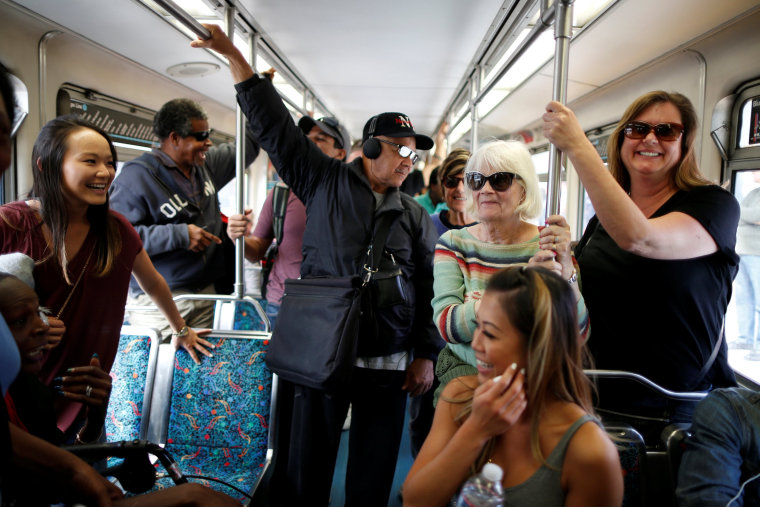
[543,91,740,428]
[431,140,589,403]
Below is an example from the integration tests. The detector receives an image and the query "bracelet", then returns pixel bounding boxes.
[172,325,189,338]
[567,268,577,285]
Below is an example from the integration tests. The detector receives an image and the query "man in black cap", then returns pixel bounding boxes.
[226,115,350,328]
[192,25,441,506]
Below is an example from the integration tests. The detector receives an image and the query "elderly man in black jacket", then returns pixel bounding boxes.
[192,25,441,507]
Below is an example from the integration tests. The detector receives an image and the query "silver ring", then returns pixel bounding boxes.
[554,235,559,243]
[85,385,92,397]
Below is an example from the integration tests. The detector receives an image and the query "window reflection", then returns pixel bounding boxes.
[727,169,760,384]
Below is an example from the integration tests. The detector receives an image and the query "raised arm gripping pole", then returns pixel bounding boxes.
[545,0,573,220]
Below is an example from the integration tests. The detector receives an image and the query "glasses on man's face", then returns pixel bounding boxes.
[623,121,685,142]
[443,175,464,189]
[376,138,419,164]
[465,171,517,192]
[187,130,211,142]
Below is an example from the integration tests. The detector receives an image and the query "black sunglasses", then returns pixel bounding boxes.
[443,175,464,189]
[187,130,211,142]
[465,171,517,192]
[376,138,419,164]
[623,121,684,142]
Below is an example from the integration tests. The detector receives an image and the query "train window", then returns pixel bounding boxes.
[726,169,760,385]
[737,96,760,148]
[724,79,760,387]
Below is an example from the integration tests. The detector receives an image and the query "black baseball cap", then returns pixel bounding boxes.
[362,112,434,150]
[298,116,351,160]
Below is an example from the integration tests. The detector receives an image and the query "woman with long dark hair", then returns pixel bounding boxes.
[0,115,213,433]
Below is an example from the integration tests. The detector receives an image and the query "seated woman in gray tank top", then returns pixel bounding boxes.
[403,266,623,506]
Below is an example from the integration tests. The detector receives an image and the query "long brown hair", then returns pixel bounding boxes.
[607,90,711,192]
[30,115,121,283]
[451,266,594,471]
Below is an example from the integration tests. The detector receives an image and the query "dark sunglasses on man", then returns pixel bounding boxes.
[375,138,419,164]
[465,171,518,192]
[623,121,685,142]
[187,130,211,142]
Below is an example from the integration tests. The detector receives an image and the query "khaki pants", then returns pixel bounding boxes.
[126,284,215,341]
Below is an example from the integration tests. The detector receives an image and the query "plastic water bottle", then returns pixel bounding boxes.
[455,462,504,507]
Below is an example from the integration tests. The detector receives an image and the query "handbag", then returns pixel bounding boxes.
[265,212,397,390]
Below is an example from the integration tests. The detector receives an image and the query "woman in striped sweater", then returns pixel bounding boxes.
[432,140,589,401]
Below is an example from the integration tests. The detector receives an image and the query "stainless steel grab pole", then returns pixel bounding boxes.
[545,0,573,219]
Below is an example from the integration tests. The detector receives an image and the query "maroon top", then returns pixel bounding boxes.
[0,201,142,430]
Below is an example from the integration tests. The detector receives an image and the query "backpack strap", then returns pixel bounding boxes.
[260,183,290,299]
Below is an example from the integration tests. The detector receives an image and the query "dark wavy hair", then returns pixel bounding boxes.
[153,98,207,140]
[607,90,711,192]
[30,115,121,282]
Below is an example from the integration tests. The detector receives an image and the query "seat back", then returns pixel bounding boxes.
[105,326,160,442]
[150,330,274,501]
[213,298,269,332]
[604,422,646,507]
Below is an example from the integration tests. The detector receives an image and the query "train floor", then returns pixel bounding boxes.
[329,409,414,506]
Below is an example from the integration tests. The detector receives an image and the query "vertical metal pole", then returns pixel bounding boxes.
[545,0,574,219]
[224,7,246,299]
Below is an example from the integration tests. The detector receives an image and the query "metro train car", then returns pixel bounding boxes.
[1,0,760,505]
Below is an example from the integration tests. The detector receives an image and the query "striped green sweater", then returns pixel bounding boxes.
[432,227,589,369]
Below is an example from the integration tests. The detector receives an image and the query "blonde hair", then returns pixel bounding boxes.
[464,140,541,220]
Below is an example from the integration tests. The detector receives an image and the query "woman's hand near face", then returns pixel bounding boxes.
[465,364,527,439]
[44,316,66,350]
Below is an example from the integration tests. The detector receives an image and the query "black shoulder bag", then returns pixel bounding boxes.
[265,213,396,390]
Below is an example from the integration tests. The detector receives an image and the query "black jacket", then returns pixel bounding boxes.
[235,75,441,361]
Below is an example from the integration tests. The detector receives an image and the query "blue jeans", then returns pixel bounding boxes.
[265,301,280,331]
[735,255,760,345]
[677,387,760,506]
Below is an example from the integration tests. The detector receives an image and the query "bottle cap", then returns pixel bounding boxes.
[482,462,503,482]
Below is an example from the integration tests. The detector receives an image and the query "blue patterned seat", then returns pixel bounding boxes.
[213,299,269,332]
[105,326,160,442]
[151,330,274,502]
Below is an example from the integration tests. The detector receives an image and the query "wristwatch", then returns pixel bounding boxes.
[567,268,578,285]
[173,325,189,338]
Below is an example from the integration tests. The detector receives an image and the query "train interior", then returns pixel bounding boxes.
[2,0,760,505]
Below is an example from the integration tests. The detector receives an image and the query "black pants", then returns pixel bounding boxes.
[270,367,408,507]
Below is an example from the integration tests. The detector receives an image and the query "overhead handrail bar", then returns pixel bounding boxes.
[152,0,211,40]
[449,1,552,133]
[545,0,573,218]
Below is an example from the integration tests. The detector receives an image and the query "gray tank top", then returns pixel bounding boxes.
[503,414,598,507]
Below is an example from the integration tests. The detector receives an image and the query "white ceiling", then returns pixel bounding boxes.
[6,0,760,145]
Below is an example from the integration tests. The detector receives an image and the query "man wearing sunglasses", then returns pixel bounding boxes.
[110,98,260,337]
[191,25,441,506]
